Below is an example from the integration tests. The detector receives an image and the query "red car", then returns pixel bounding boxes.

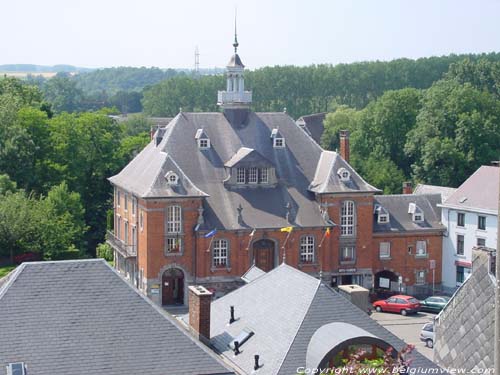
[373,295,421,316]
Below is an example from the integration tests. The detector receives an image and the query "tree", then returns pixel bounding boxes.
[321,106,359,151]
[351,154,406,195]
[42,73,84,113]
[405,80,500,186]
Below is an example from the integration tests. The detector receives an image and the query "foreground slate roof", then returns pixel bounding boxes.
[209,264,438,375]
[374,194,445,233]
[0,260,233,375]
[441,165,499,214]
[110,110,378,231]
[413,184,457,201]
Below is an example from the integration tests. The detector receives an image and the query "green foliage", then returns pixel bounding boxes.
[351,155,406,195]
[0,174,17,195]
[321,106,359,151]
[96,243,114,261]
[0,265,16,278]
[42,73,85,113]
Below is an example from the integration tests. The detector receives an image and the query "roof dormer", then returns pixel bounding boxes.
[195,129,210,149]
[374,204,390,224]
[408,202,424,222]
[165,171,179,186]
[337,167,350,182]
[271,128,285,148]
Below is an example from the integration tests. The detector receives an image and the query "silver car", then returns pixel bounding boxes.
[420,322,434,348]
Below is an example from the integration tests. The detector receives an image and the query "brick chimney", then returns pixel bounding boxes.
[339,130,350,163]
[188,285,213,343]
[402,182,413,194]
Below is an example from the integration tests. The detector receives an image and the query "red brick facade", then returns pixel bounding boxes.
[109,185,443,305]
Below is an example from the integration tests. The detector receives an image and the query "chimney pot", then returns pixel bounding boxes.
[188,285,213,343]
[234,341,241,355]
[254,354,260,370]
[339,130,350,163]
[230,305,236,324]
[402,181,413,194]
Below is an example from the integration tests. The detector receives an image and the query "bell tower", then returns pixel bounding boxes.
[217,17,252,109]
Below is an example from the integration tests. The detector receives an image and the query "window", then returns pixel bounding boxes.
[117,189,121,207]
[379,242,391,259]
[477,238,486,247]
[273,137,285,148]
[132,225,137,248]
[413,213,423,222]
[165,237,182,253]
[478,216,486,230]
[132,197,137,216]
[457,234,465,255]
[416,241,427,256]
[341,201,355,236]
[457,212,465,227]
[337,168,350,181]
[236,167,246,184]
[416,270,426,285]
[340,246,355,262]
[167,206,182,233]
[248,167,258,184]
[456,266,465,284]
[198,138,210,149]
[259,168,268,183]
[117,216,122,239]
[300,236,315,263]
[124,194,128,211]
[124,221,129,245]
[378,214,389,224]
[165,171,179,185]
[213,239,229,267]
[139,210,144,231]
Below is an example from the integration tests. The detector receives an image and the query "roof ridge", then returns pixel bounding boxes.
[0,263,26,300]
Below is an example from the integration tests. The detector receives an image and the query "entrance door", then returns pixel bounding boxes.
[162,268,184,305]
[253,239,275,272]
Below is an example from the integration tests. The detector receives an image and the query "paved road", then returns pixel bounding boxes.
[371,311,436,361]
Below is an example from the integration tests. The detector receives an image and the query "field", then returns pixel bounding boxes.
[0,71,68,78]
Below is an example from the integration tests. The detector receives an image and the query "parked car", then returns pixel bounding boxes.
[420,322,434,348]
[372,295,421,316]
[419,296,450,313]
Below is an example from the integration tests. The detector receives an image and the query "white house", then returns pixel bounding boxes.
[438,165,499,292]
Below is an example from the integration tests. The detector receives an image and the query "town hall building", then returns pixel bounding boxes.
[108,36,444,305]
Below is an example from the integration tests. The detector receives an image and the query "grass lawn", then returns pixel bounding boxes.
[0,265,16,278]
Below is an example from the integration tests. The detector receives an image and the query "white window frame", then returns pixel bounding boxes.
[248,167,258,184]
[273,137,285,148]
[124,193,128,212]
[117,189,121,208]
[379,242,391,259]
[478,215,486,230]
[341,201,355,236]
[340,246,355,262]
[416,240,427,257]
[413,212,424,222]
[166,171,179,185]
[236,167,246,184]
[300,235,315,263]
[132,197,137,216]
[198,138,210,149]
[378,214,389,224]
[139,210,144,231]
[165,236,182,253]
[166,206,182,234]
[416,270,426,285]
[477,237,486,247]
[457,212,465,227]
[259,168,269,183]
[124,220,129,245]
[337,168,350,181]
[213,239,229,267]
[117,215,122,239]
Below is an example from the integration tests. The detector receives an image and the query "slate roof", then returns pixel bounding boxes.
[227,54,245,68]
[0,259,234,375]
[441,165,499,214]
[209,264,438,375]
[413,184,456,201]
[373,194,445,233]
[110,110,378,231]
[296,112,326,145]
[241,265,266,283]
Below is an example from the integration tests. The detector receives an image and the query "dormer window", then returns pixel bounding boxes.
[7,363,26,375]
[374,204,390,224]
[408,203,424,222]
[378,214,389,223]
[337,167,350,181]
[271,128,285,148]
[195,129,210,149]
[165,171,179,185]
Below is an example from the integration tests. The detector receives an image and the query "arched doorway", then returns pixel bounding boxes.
[375,270,398,290]
[162,268,184,305]
[252,239,275,272]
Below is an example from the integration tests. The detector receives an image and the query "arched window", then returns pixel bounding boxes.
[341,201,355,236]
[213,239,229,267]
[300,235,315,263]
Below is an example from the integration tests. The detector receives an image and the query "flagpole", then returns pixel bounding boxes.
[318,228,329,248]
[245,228,256,251]
[205,236,214,252]
[281,229,293,264]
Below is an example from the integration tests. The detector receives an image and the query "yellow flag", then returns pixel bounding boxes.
[280,226,293,233]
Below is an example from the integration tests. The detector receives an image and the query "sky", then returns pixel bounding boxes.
[2,0,500,70]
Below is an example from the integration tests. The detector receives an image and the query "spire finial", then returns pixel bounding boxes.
[233,8,239,53]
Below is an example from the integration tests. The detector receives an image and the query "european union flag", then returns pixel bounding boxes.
[204,229,217,238]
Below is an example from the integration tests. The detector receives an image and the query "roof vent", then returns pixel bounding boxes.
[230,305,236,324]
[7,363,26,375]
[459,197,467,203]
[254,355,261,370]
[229,328,255,351]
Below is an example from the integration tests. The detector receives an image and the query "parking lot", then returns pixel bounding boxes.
[371,311,436,361]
